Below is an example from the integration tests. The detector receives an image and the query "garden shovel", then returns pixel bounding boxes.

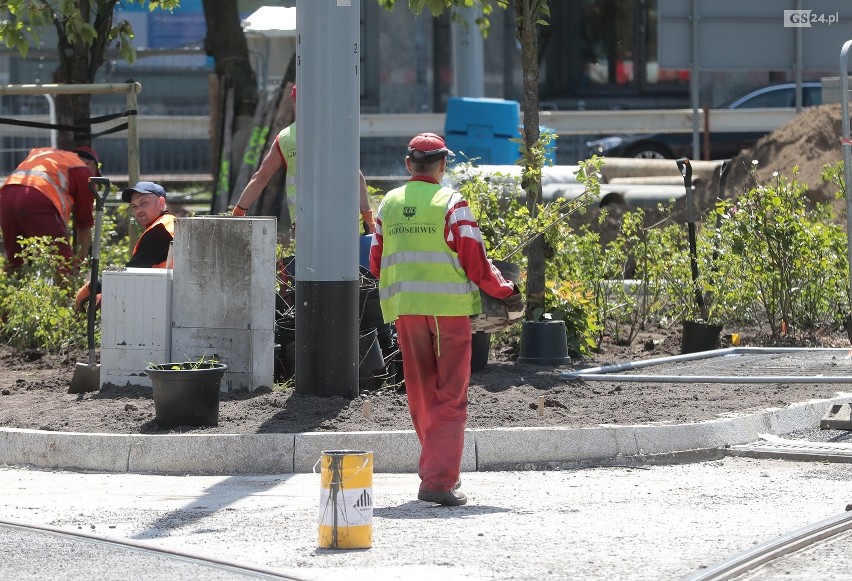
[69,176,111,394]
[676,157,708,322]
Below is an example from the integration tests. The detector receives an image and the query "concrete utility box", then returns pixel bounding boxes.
[100,268,172,389]
[171,217,276,392]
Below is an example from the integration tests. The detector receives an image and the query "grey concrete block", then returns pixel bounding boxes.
[294,430,476,474]
[472,427,623,470]
[127,434,295,474]
[630,422,734,455]
[763,396,851,434]
[0,428,133,472]
[295,430,419,474]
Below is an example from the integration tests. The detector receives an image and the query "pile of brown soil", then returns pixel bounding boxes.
[726,103,844,203]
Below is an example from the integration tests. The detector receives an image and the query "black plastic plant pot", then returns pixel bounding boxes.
[681,321,723,354]
[471,331,491,372]
[517,320,571,366]
[145,362,227,428]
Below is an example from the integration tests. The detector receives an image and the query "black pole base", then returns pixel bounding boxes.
[294,280,359,398]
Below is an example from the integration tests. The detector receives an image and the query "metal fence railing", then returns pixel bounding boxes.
[0,105,806,180]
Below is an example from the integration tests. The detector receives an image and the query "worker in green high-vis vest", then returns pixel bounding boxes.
[370,132,523,506]
[232,84,375,233]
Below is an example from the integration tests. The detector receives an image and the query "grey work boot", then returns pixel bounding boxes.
[418,488,467,506]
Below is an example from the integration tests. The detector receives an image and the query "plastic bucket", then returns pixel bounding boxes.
[146,362,227,427]
[517,320,571,365]
[359,235,373,270]
[359,329,385,391]
[318,450,373,550]
[471,331,491,372]
[358,285,383,329]
[681,321,723,354]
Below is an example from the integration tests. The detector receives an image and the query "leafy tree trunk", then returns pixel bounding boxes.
[514,0,545,319]
[202,0,258,118]
[53,1,118,150]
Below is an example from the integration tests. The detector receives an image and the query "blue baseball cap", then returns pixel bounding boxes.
[122,181,166,203]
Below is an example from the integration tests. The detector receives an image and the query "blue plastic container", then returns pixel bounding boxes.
[444,97,557,166]
[445,97,521,165]
[359,234,373,270]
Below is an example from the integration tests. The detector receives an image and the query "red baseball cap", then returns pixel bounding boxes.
[74,146,101,176]
[407,132,454,161]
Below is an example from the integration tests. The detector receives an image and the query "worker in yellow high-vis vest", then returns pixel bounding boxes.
[232,84,375,233]
[369,133,522,506]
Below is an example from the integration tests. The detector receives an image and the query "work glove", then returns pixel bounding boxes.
[361,210,375,234]
[74,281,101,312]
[232,204,248,217]
[503,291,524,323]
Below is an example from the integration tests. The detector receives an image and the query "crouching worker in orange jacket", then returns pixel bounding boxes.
[0,146,101,272]
[75,181,175,311]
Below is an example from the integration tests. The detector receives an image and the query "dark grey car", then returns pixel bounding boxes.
[585,83,823,160]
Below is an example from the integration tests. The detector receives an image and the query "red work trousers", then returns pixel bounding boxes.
[0,185,72,271]
[396,314,472,492]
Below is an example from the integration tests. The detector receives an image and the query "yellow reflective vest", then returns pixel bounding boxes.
[276,123,297,221]
[378,181,480,323]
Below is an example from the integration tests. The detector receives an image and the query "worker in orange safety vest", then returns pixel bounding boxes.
[0,146,101,271]
[75,181,175,311]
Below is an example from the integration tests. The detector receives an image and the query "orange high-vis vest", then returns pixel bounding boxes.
[2,148,88,225]
[133,213,176,268]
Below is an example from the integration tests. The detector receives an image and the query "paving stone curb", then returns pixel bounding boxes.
[0,395,847,475]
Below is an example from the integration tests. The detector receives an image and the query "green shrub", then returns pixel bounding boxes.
[0,236,87,352]
[715,167,848,336]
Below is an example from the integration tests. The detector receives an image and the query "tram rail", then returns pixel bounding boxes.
[0,518,303,580]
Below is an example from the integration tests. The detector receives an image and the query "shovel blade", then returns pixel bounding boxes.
[69,362,100,394]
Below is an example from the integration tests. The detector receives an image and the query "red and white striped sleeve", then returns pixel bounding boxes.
[445,191,514,300]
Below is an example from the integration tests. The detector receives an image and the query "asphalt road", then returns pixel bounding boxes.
[2,458,852,580]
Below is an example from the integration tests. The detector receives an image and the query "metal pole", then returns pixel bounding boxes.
[794,0,803,112]
[0,83,142,96]
[690,0,701,160]
[840,40,852,312]
[126,84,141,186]
[452,6,485,98]
[295,0,360,398]
[45,94,57,148]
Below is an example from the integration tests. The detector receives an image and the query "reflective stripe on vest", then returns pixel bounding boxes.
[379,279,479,300]
[380,250,463,270]
[2,148,84,224]
[277,123,297,219]
[377,181,480,322]
[133,213,176,268]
